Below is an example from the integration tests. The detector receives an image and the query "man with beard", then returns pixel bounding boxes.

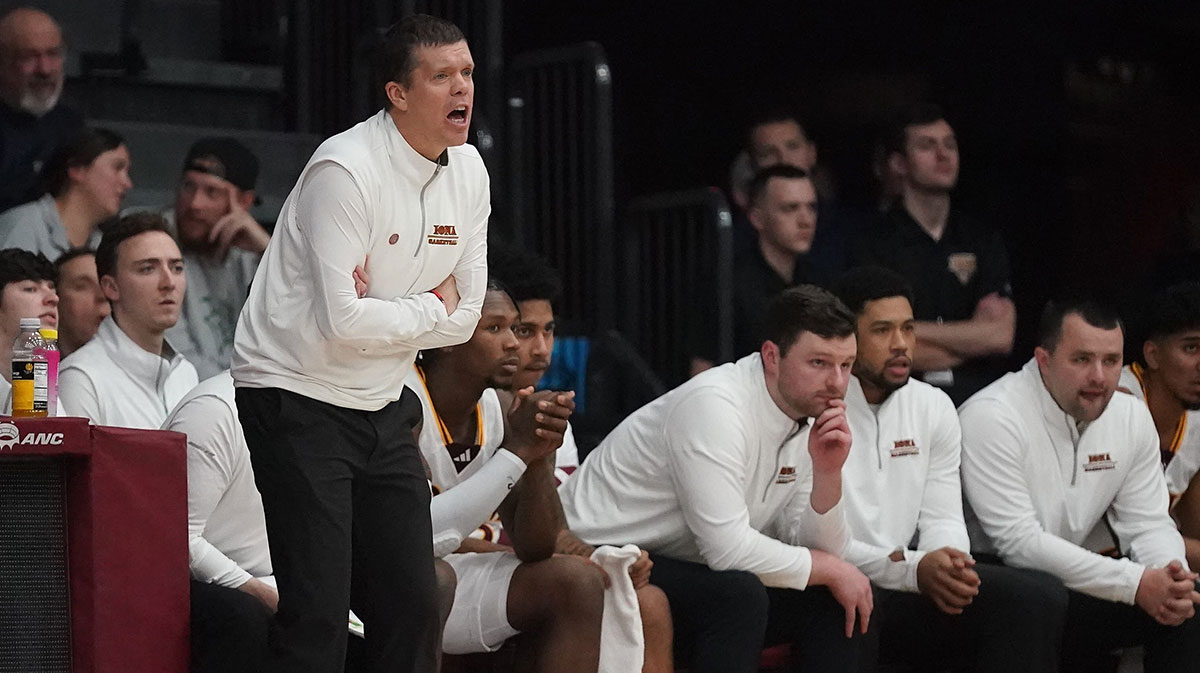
[960,297,1200,672]
[162,137,267,379]
[1123,283,1200,569]
[833,266,1063,672]
[0,8,82,211]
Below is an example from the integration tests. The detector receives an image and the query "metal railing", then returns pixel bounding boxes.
[506,42,615,334]
[623,188,734,386]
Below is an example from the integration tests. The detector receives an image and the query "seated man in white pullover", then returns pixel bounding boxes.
[408,281,604,672]
[165,369,460,673]
[960,297,1200,672]
[832,266,1064,672]
[559,285,873,673]
[59,212,197,428]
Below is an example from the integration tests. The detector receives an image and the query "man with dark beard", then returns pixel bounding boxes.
[833,266,1065,673]
[1124,283,1200,569]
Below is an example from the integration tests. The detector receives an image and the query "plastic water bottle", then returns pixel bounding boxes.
[11,318,46,417]
[36,328,58,417]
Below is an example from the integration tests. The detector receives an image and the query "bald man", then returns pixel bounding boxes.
[0,7,82,211]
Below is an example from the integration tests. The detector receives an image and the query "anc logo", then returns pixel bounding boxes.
[0,422,64,450]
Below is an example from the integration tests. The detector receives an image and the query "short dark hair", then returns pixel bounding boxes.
[53,246,95,270]
[39,127,125,198]
[488,242,562,306]
[1145,282,1200,343]
[0,248,55,307]
[883,102,948,156]
[747,164,810,208]
[763,285,856,356]
[95,212,173,280]
[1038,296,1123,352]
[831,266,915,317]
[377,14,466,93]
[745,108,809,153]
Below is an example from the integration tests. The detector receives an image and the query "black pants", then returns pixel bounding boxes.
[868,563,1066,673]
[649,554,869,673]
[1063,586,1200,673]
[190,580,274,673]
[237,386,437,673]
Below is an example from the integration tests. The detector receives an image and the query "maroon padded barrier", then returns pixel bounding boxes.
[0,417,188,673]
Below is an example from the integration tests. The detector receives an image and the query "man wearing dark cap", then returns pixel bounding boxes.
[163,137,269,379]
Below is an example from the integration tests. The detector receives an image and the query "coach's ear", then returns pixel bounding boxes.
[761,340,780,379]
[386,80,409,111]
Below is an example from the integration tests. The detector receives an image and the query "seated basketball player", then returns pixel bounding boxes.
[408,280,603,672]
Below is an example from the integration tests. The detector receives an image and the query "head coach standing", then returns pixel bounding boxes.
[231,15,489,673]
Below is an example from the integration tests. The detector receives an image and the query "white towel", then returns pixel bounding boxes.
[590,544,645,673]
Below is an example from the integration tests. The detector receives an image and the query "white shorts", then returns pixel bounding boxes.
[442,552,522,654]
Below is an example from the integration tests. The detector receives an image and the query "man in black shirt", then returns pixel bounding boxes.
[851,104,1014,404]
[693,164,818,373]
[0,8,83,211]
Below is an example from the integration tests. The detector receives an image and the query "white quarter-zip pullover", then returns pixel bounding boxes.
[59,315,198,429]
[232,110,490,410]
[960,358,1186,604]
[842,376,969,592]
[559,354,848,591]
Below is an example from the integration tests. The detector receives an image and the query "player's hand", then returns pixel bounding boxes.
[353,257,370,298]
[629,550,653,589]
[808,399,852,474]
[505,388,573,464]
[810,549,872,637]
[433,274,460,314]
[209,182,270,258]
[916,547,980,615]
[238,577,279,613]
[1136,561,1200,626]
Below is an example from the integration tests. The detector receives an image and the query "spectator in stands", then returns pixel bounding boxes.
[561,286,872,673]
[960,297,1200,671]
[0,247,56,403]
[52,248,107,357]
[409,281,604,670]
[59,212,196,428]
[737,108,852,286]
[692,164,818,373]
[163,137,267,379]
[1124,283,1200,569]
[164,369,461,673]
[0,127,131,258]
[832,266,1064,672]
[851,103,1015,405]
[0,8,82,211]
[489,244,579,481]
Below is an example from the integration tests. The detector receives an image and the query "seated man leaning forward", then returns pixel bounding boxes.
[407,280,604,671]
[960,297,1200,672]
[832,266,1065,673]
[164,370,458,673]
[59,212,197,428]
[559,285,873,673]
